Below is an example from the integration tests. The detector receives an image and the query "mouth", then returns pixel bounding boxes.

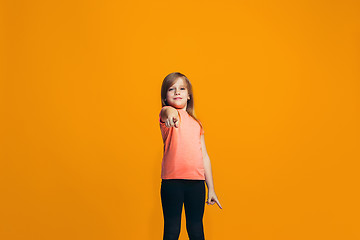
[174,97,182,100]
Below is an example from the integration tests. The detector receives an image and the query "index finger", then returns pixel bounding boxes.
[216,200,222,209]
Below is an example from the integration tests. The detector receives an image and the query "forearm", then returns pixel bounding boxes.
[203,154,215,192]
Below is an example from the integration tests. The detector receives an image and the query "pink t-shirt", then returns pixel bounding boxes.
[159,107,205,180]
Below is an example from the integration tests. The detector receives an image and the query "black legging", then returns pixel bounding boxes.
[160,179,206,240]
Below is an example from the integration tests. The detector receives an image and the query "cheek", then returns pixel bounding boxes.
[166,92,172,99]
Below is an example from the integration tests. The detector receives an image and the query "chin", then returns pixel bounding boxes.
[172,103,185,108]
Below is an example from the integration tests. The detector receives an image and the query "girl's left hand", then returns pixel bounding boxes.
[206,191,223,209]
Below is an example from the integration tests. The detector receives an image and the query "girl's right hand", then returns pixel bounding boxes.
[160,106,180,128]
[165,115,179,128]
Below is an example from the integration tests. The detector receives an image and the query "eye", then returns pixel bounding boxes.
[168,87,186,91]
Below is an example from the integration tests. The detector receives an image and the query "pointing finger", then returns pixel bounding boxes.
[216,200,222,209]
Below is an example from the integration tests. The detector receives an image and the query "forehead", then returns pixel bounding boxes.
[170,78,186,87]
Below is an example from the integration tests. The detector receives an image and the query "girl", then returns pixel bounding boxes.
[159,72,222,240]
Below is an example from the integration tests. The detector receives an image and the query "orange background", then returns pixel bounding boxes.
[1,0,359,239]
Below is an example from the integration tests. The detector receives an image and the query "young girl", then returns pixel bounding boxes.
[159,72,222,240]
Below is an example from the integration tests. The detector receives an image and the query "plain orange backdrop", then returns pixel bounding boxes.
[1,0,359,239]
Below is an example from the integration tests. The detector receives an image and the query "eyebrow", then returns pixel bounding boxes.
[170,85,186,88]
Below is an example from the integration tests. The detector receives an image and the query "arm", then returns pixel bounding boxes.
[201,134,215,192]
[201,134,223,209]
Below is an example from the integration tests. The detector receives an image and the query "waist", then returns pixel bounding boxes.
[161,178,204,183]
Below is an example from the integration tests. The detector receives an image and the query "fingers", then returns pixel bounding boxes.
[216,199,223,209]
[165,118,170,127]
[165,116,179,128]
[174,118,179,128]
[165,117,173,128]
[206,197,223,209]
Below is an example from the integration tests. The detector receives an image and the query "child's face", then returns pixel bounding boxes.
[166,77,189,109]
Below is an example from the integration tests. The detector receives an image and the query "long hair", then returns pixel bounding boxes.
[160,72,204,132]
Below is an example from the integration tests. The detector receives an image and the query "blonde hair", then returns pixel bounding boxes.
[160,72,204,132]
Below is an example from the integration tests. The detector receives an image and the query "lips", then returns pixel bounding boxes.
[174,97,182,100]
